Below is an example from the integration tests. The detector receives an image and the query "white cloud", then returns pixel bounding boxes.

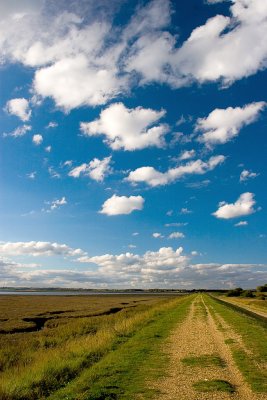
[80,102,168,151]
[180,208,192,214]
[125,1,267,87]
[152,232,164,238]
[186,179,210,189]
[132,232,139,236]
[69,156,112,182]
[26,171,36,179]
[240,169,259,182]
[46,121,58,129]
[3,124,31,138]
[50,197,67,211]
[34,55,125,111]
[196,102,266,146]
[213,192,256,219]
[5,98,31,121]
[179,149,196,160]
[0,247,266,289]
[165,222,188,227]
[0,241,85,257]
[126,155,225,186]
[32,134,43,145]
[79,246,188,273]
[168,232,185,239]
[234,221,248,227]
[1,0,267,111]
[48,166,60,179]
[0,0,42,21]
[100,194,144,216]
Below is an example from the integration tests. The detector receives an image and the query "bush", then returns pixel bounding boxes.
[256,284,267,293]
[226,288,243,297]
[241,290,255,298]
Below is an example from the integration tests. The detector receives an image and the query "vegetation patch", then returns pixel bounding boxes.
[0,295,193,400]
[47,296,193,400]
[225,338,235,345]
[182,354,225,367]
[193,379,235,393]
[206,295,267,392]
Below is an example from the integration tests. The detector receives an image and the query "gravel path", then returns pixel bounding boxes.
[150,295,266,400]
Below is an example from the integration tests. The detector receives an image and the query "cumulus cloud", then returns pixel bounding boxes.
[5,98,31,121]
[196,102,266,146]
[0,247,266,289]
[240,169,259,182]
[69,156,112,182]
[126,155,225,186]
[126,0,267,87]
[0,241,85,257]
[213,192,256,219]
[34,55,125,111]
[100,194,144,216]
[80,103,168,151]
[168,232,185,239]
[32,134,43,145]
[1,0,267,111]
[79,246,188,273]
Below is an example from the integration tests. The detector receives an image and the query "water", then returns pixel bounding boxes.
[0,290,181,296]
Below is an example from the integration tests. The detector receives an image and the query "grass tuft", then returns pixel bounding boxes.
[182,354,225,367]
[193,379,235,393]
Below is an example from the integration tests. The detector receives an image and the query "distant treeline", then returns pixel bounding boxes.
[226,284,267,299]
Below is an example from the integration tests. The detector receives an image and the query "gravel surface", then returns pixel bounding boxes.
[150,295,267,400]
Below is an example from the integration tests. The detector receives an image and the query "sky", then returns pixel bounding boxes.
[0,0,267,289]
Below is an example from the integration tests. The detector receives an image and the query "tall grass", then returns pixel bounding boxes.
[0,296,188,399]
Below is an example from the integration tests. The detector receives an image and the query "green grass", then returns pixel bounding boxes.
[182,354,225,367]
[0,295,193,400]
[206,295,267,392]
[47,295,193,400]
[224,338,235,344]
[193,379,235,393]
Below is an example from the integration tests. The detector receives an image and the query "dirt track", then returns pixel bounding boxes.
[151,295,267,400]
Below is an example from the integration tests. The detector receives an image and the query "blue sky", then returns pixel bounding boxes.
[0,0,266,289]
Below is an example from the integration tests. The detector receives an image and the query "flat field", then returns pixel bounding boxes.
[0,294,266,400]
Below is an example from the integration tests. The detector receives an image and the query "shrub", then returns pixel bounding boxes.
[226,288,243,297]
[241,290,255,298]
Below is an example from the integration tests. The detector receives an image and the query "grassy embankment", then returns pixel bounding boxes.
[206,295,267,392]
[0,294,193,399]
[221,295,267,315]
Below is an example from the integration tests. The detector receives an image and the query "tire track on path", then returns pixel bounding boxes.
[150,294,264,400]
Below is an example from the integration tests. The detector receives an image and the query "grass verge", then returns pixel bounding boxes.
[206,295,267,393]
